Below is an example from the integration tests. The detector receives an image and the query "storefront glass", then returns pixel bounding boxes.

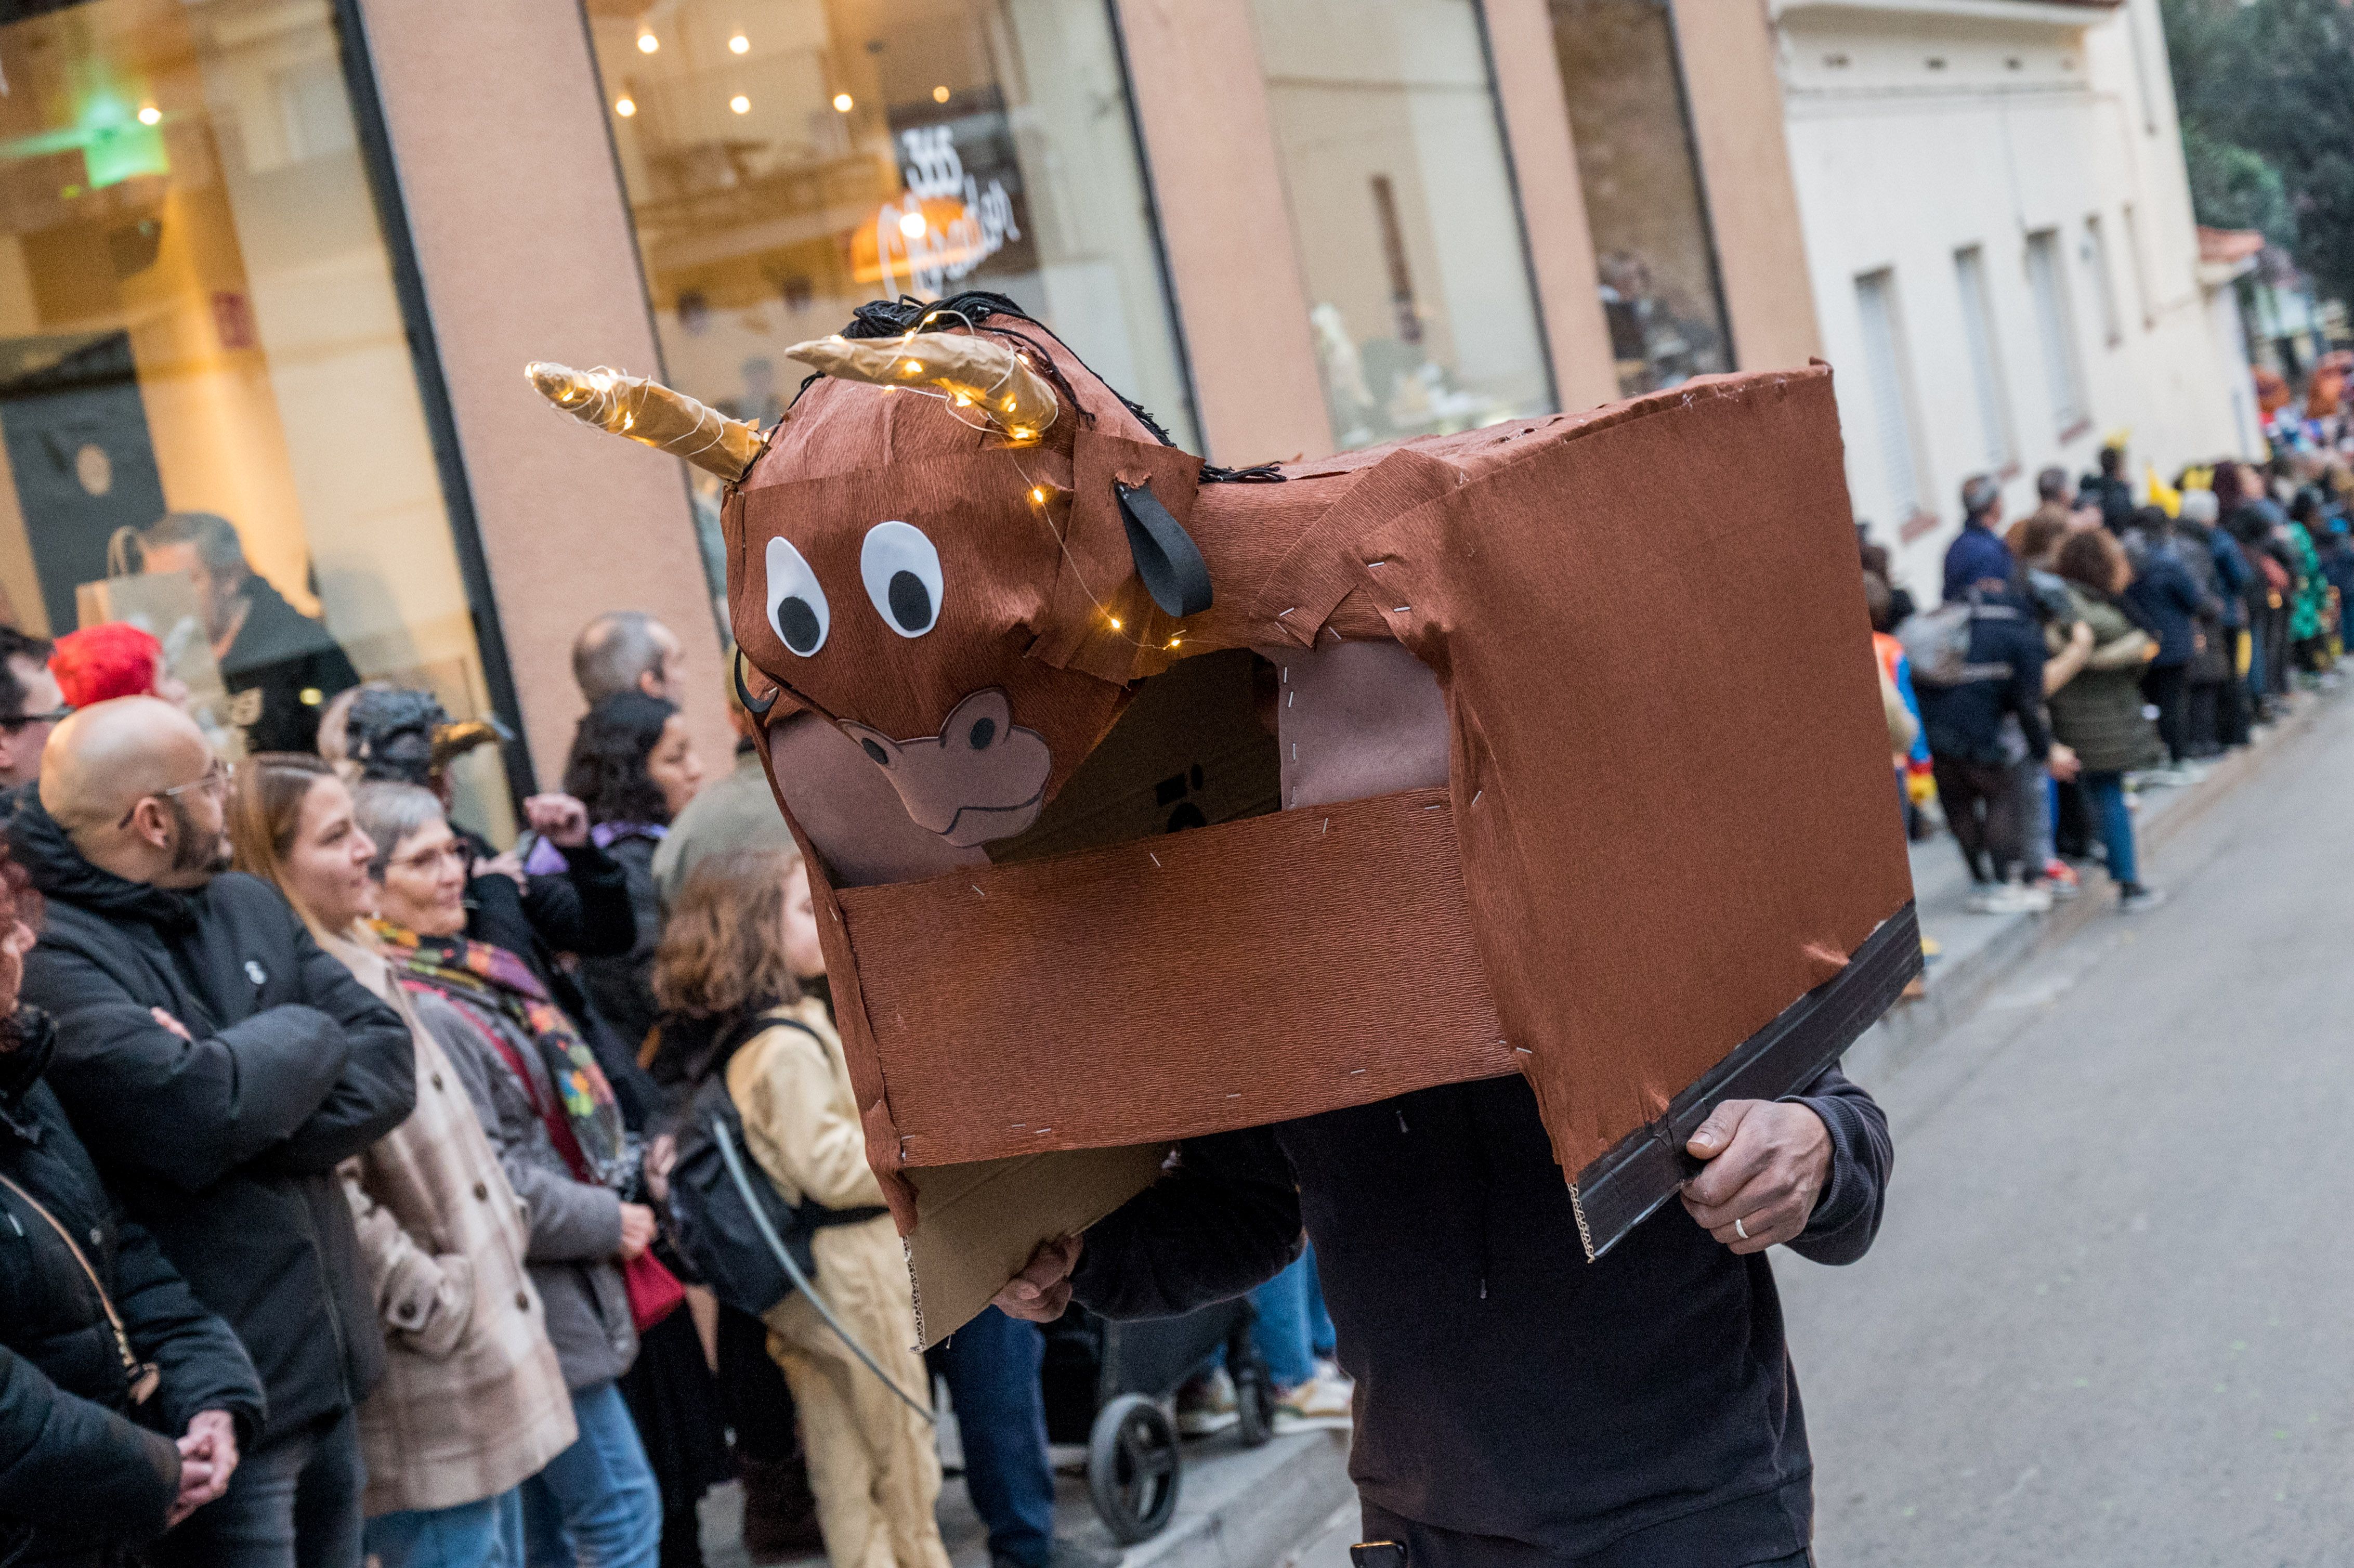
[1248,0,1553,452]
[587,0,1197,614]
[1549,0,1731,397]
[0,0,514,830]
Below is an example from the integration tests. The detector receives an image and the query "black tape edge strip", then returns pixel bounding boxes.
[1115,480,1214,619]
[1569,900,1923,1261]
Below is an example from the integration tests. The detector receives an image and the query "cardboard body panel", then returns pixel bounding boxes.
[1361,370,1916,1179]
[836,785,1516,1168]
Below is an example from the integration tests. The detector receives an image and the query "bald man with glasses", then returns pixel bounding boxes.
[7,698,415,1568]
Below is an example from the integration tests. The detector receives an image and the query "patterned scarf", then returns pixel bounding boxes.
[373,921,631,1190]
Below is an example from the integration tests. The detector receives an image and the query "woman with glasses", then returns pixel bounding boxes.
[351,781,664,1568]
[224,754,574,1566]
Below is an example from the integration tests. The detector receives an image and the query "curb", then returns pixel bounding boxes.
[1106,1429,1353,1568]
[1845,692,2333,1087]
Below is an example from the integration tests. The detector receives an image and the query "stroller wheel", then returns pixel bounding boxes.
[1233,1358,1276,1447]
[1088,1393,1182,1543]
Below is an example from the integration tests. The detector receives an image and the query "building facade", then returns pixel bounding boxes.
[0,0,2229,805]
[1771,0,2252,598]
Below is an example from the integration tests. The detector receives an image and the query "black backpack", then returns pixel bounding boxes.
[665,1013,887,1319]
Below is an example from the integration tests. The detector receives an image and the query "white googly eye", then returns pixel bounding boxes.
[765,537,829,657]
[860,520,943,638]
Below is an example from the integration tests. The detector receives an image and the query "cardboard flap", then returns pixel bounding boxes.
[903,1143,1169,1348]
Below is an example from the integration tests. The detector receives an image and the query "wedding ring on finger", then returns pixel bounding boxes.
[1734,1217,1749,1240]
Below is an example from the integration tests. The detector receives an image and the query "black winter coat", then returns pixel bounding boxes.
[9,796,414,1443]
[1072,1068,1891,1565]
[218,576,361,756]
[0,1013,263,1565]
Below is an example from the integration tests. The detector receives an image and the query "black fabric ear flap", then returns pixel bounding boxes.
[1115,480,1214,619]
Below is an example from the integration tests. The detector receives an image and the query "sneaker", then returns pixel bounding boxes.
[1313,1355,1351,1389]
[2116,883,2168,913]
[1273,1373,1355,1433]
[1175,1367,1238,1435]
[2039,860,2080,900]
[1966,881,2052,916]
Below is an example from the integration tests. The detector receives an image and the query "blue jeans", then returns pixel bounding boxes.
[519,1381,662,1568]
[1249,1248,1336,1388]
[148,1407,364,1568]
[2084,770,2138,887]
[933,1306,1055,1567]
[366,1487,525,1567]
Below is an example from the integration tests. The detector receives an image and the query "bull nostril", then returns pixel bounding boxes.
[968,716,996,751]
[860,738,891,766]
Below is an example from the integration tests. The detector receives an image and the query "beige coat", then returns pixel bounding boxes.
[327,934,576,1517]
[731,1001,948,1568]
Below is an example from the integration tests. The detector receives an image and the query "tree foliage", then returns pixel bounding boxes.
[2163,0,2354,299]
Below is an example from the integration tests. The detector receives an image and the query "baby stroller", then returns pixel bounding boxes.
[1037,1299,1276,1543]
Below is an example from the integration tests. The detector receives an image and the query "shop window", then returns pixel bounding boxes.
[1548,0,1731,398]
[587,0,1196,616]
[0,0,515,832]
[1247,0,1554,451]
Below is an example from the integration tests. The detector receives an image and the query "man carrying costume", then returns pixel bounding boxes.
[526,291,1910,1568]
[1000,1077,1885,1567]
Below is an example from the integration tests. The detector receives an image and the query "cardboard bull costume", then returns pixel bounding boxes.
[530,291,1919,1344]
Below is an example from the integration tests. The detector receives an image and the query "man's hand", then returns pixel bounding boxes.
[1679,1100,1832,1255]
[2048,741,2082,783]
[164,1410,238,1526]
[617,1201,658,1261]
[150,1008,191,1041]
[990,1235,1082,1322]
[524,794,591,850]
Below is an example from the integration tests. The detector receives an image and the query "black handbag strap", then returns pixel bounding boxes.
[0,1172,158,1407]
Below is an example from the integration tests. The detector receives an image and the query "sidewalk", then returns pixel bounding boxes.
[1845,688,2334,1088]
[700,1412,1353,1568]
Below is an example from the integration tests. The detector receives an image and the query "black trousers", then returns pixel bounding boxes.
[1356,1502,1811,1568]
[2140,662,2190,762]
[1932,756,2028,883]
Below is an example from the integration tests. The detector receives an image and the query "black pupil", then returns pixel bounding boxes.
[968,716,996,751]
[887,570,933,632]
[860,738,890,766]
[777,597,822,654]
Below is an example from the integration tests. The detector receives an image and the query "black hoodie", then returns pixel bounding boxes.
[1071,1067,1890,1566]
[8,794,413,1442]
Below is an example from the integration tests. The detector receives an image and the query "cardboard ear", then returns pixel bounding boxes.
[1115,480,1213,619]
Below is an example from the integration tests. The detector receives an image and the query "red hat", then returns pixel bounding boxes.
[50,622,164,709]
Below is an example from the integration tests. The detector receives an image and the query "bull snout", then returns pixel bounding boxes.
[841,688,1053,846]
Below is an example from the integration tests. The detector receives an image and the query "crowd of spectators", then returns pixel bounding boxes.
[1866,445,2348,918]
[0,503,1352,1568]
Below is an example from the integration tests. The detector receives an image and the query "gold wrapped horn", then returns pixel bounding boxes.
[784,332,1059,441]
[525,362,766,483]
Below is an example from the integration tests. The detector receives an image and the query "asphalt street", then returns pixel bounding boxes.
[1781,691,2354,1565]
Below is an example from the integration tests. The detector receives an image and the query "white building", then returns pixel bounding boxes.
[1771,0,2253,598]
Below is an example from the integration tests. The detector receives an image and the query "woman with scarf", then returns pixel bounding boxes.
[2050,530,2167,912]
[225,754,576,1566]
[351,780,663,1568]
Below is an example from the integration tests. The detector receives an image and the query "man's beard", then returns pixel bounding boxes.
[166,795,233,878]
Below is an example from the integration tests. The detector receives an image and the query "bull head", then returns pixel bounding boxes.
[528,295,1219,846]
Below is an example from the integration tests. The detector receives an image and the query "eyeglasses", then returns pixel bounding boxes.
[386,840,467,876]
[117,760,236,829]
[0,705,72,731]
